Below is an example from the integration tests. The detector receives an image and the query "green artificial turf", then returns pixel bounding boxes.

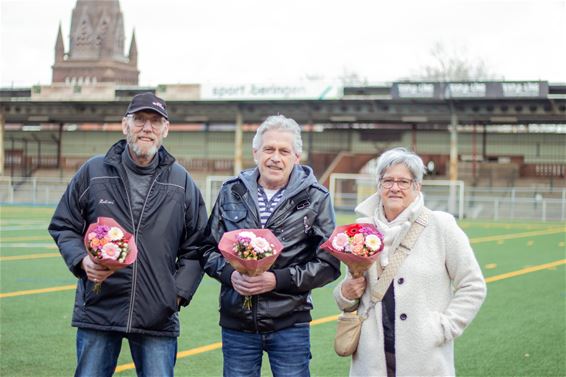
[1,206,564,376]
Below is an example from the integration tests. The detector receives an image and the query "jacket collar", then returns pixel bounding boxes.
[355,192,381,218]
[355,192,426,224]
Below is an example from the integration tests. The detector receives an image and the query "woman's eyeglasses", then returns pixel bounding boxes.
[380,178,414,190]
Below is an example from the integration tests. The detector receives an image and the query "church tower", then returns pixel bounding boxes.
[51,0,139,85]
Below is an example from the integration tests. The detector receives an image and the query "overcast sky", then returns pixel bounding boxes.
[1,0,565,87]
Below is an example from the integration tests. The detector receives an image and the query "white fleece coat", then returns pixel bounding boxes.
[334,193,486,377]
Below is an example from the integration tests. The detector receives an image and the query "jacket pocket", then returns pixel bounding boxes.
[76,278,88,310]
[273,208,317,239]
[428,311,446,346]
[221,203,247,224]
[80,278,91,308]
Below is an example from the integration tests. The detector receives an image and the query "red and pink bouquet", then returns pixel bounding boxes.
[83,217,138,293]
[218,229,283,309]
[321,223,384,277]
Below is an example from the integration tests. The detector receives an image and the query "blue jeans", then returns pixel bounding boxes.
[75,328,177,377]
[222,324,311,377]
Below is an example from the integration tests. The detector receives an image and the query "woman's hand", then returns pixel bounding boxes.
[341,275,366,300]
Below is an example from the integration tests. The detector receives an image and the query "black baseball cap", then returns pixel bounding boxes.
[125,92,168,119]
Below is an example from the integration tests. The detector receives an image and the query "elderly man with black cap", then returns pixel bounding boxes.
[49,92,212,377]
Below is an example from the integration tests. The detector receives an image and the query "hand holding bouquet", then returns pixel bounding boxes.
[321,223,384,278]
[218,229,283,310]
[83,217,138,293]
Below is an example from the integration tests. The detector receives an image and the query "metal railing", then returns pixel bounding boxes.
[1,175,565,221]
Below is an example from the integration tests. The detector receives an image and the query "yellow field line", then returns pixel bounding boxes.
[1,236,53,242]
[311,315,339,325]
[114,342,224,372]
[2,256,562,301]
[112,311,396,372]
[485,259,566,283]
[3,226,564,264]
[461,222,561,229]
[470,227,565,244]
[117,259,566,373]
[0,253,60,261]
[0,224,564,372]
[0,284,75,298]
[0,257,562,371]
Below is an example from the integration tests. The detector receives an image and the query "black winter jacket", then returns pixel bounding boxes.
[203,165,341,333]
[48,140,210,337]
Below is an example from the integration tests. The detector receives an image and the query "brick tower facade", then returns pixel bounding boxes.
[52,0,139,85]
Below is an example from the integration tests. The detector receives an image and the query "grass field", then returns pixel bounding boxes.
[1,206,565,376]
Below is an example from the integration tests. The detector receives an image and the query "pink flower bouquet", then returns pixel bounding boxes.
[83,217,138,293]
[218,229,283,309]
[321,223,384,278]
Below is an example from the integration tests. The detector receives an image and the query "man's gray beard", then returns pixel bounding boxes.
[127,134,159,160]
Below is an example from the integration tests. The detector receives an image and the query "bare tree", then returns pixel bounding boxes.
[303,68,368,86]
[405,42,501,81]
[338,67,369,86]
[303,73,326,82]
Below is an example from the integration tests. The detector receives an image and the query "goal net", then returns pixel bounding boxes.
[329,173,465,219]
[205,173,465,219]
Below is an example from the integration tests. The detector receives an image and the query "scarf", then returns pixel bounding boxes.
[372,192,424,267]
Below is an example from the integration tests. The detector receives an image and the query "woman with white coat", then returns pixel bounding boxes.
[334,147,486,377]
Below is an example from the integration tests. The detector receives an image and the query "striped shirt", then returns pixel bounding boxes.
[257,186,285,228]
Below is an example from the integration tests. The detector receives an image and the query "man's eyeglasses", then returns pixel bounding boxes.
[380,178,414,190]
[128,114,166,130]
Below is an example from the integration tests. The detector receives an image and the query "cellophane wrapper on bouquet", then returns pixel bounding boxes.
[218,229,283,309]
[321,223,384,278]
[83,217,138,293]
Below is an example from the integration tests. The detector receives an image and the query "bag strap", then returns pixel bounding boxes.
[368,207,431,306]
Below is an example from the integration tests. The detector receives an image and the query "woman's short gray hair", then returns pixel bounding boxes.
[252,115,303,155]
[375,147,426,184]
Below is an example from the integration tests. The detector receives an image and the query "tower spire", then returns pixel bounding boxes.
[128,29,138,67]
[55,22,65,62]
[52,0,139,85]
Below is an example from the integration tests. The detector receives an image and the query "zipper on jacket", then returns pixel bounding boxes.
[265,201,294,229]
[233,183,263,332]
[125,171,162,333]
[116,174,137,332]
[264,182,311,228]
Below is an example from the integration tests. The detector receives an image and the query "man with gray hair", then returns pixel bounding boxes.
[203,115,341,377]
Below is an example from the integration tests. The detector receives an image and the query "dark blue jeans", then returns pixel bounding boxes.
[75,328,177,377]
[222,323,311,377]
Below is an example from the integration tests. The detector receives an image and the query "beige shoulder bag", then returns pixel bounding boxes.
[334,208,430,357]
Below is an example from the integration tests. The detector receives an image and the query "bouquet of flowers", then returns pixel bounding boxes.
[321,223,384,278]
[218,229,283,310]
[83,217,138,293]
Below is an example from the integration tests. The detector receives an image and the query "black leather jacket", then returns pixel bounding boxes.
[203,165,340,333]
[48,140,210,337]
